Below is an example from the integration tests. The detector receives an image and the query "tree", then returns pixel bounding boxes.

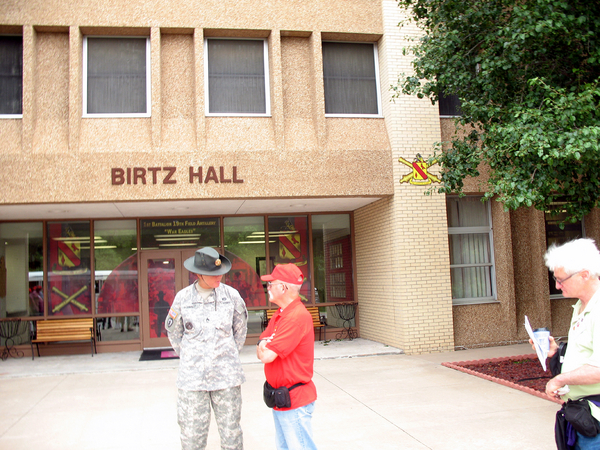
[394,0,600,222]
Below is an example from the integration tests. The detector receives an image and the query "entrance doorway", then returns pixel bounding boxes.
[139,249,196,349]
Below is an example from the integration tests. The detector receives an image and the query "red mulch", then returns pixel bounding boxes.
[443,354,560,403]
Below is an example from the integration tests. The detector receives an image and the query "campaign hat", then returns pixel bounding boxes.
[184,247,232,276]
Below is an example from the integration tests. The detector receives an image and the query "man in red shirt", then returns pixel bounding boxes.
[257,264,318,450]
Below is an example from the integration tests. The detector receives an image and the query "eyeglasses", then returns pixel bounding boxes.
[267,281,287,290]
[553,271,582,285]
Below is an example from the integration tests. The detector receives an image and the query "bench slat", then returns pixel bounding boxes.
[34,337,92,342]
[36,327,92,333]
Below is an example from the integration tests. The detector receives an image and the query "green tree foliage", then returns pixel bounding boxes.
[394,0,600,222]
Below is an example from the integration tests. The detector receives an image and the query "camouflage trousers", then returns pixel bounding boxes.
[177,386,243,450]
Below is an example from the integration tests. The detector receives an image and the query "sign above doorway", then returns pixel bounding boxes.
[111,166,244,185]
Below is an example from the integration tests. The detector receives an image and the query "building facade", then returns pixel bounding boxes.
[0,0,586,356]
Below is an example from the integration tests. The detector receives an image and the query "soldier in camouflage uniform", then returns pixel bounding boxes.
[166,247,248,450]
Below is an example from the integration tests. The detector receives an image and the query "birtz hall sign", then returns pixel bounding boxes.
[111,166,244,185]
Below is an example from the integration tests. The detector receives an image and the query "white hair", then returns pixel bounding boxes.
[545,238,600,277]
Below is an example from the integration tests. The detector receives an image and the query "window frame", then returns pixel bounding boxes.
[82,35,151,118]
[322,41,383,118]
[447,195,497,305]
[204,37,271,117]
[0,34,23,119]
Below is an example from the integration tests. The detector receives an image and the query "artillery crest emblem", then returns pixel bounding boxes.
[398,154,440,185]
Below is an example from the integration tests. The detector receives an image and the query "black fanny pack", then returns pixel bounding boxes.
[555,394,600,450]
[564,396,600,437]
[263,381,305,409]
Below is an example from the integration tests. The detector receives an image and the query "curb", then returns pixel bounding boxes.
[442,353,563,405]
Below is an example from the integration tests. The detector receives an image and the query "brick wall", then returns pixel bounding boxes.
[354,1,454,354]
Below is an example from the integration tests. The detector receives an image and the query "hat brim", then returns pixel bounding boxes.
[183,254,232,276]
[260,274,276,282]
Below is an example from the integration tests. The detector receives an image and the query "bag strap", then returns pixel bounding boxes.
[288,382,305,391]
[550,342,568,377]
[582,394,600,404]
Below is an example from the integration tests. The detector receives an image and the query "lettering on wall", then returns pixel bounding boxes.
[111,166,244,185]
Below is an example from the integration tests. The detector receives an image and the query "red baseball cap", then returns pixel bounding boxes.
[261,264,304,284]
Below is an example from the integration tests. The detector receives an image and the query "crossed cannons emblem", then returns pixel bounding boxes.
[51,285,89,313]
[398,154,441,185]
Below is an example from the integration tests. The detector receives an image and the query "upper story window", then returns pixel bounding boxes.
[0,35,23,117]
[83,37,150,117]
[205,38,270,116]
[447,196,496,305]
[545,203,585,297]
[439,92,462,117]
[322,42,381,117]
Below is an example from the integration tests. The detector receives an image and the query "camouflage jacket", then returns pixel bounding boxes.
[166,281,248,391]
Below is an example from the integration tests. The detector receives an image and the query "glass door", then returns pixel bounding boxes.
[139,249,196,349]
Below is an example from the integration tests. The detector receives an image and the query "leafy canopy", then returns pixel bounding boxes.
[394,0,600,222]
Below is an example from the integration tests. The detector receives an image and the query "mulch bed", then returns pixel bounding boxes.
[442,354,562,404]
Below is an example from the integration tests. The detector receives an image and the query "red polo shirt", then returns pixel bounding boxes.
[260,298,317,411]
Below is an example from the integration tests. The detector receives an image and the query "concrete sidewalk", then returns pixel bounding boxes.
[0,339,558,449]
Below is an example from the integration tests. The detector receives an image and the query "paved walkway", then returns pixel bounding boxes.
[0,339,558,449]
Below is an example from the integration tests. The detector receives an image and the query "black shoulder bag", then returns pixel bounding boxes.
[263,381,305,409]
[552,342,600,448]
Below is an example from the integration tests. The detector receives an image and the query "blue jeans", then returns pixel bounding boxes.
[576,432,600,450]
[272,402,317,450]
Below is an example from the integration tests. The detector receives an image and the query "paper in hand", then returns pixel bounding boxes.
[524,315,548,371]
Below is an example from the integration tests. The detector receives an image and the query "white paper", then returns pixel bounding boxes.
[524,315,548,371]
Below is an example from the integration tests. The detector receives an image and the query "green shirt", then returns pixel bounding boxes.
[562,289,600,420]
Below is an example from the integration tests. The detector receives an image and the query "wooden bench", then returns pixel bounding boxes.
[30,318,96,360]
[263,306,327,340]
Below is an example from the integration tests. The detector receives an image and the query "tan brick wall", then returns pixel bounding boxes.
[354,1,454,355]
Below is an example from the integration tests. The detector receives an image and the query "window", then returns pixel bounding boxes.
[268,216,311,302]
[139,217,220,250]
[0,222,43,319]
[0,35,23,116]
[312,214,353,303]
[223,216,267,310]
[94,220,138,314]
[322,42,381,116]
[447,196,496,304]
[47,221,92,316]
[206,38,269,115]
[83,37,150,117]
[439,92,462,117]
[545,204,584,297]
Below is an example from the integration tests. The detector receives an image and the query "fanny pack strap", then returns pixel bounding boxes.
[288,382,305,391]
[583,395,600,407]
